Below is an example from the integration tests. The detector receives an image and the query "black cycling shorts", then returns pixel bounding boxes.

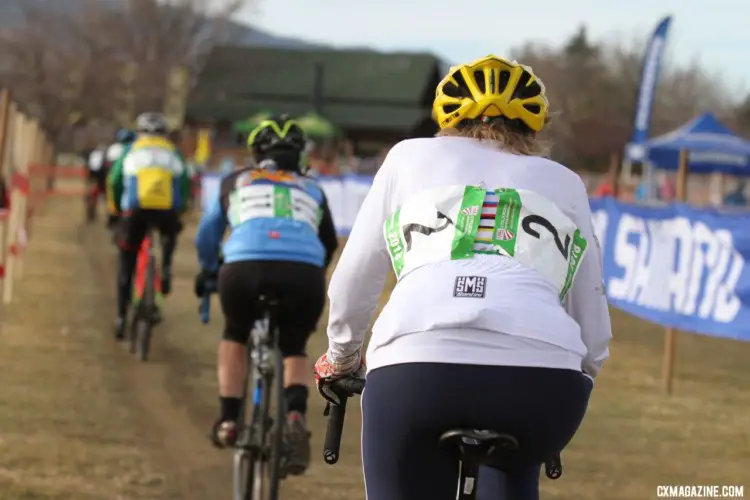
[361,363,593,500]
[118,209,181,251]
[218,260,325,357]
[88,168,108,191]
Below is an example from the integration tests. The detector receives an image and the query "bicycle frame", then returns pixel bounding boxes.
[133,233,161,303]
[129,228,161,361]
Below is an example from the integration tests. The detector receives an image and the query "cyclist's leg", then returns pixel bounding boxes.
[469,366,592,500]
[153,209,180,295]
[271,260,326,474]
[96,171,107,202]
[213,260,262,447]
[115,211,146,338]
[361,363,459,500]
[475,466,540,500]
[361,362,592,500]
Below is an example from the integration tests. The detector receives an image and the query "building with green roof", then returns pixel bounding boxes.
[186,44,443,154]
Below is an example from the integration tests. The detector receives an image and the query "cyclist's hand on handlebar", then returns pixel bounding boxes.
[194,269,218,298]
[314,351,366,405]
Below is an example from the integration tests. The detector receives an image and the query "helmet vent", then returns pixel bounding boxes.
[474,70,486,93]
[514,72,541,99]
[498,70,511,93]
[445,70,472,98]
[524,104,541,113]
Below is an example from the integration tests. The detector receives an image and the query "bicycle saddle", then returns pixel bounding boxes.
[256,294,280,308]
[439,429,519,464]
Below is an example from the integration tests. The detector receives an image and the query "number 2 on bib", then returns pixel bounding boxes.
[383,185,588,301]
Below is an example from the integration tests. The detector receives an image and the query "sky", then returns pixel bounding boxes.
[238,0,750,93]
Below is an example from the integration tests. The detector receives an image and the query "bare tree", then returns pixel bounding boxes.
[511,26,739,171]
[0,0,254,142]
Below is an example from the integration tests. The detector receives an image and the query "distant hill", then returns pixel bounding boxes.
[0,0,322,49]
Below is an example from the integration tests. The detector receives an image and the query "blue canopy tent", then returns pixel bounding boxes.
[644,113,750,176]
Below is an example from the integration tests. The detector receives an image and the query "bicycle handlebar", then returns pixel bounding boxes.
[322,377,365,465]
[545,454,562,480]
[198,280,217,324]
[199,292,211,324]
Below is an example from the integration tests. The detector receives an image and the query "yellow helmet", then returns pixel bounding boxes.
[433,55,549,133]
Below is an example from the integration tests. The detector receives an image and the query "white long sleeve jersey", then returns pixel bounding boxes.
[326,136,612,378]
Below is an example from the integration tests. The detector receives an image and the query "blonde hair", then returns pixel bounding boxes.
[436,120,552,157]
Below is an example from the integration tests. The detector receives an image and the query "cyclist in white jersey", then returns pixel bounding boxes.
[313,55,612,500]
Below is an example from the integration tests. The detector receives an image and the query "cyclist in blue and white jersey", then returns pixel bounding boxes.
[195,115,338,475]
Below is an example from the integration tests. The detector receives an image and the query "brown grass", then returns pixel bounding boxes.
[0,196,747,499]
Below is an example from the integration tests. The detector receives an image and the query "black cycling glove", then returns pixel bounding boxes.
[194,269,218,298]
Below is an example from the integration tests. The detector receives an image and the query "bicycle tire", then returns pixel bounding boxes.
[266,346,285,500]
[128,315,138,354]
[137,255,156,362]
[128,305,141,355]
[233,348,260,500]
[255,321,285,500]
[231,447,256,500]
[244,368,266,500]
[235,317,285,500]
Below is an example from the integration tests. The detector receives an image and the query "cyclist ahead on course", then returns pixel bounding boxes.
[106,112,191,340]
[85,142,108,190]
[105,129,137,228]
[107,128,137,171]
[314,55,613,500]
[194,115,338,475]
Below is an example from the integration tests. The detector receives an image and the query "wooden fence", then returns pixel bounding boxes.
[0,89,60,304]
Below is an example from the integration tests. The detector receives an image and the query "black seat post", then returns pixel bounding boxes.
[457,459,481,500]
[439,429,520,500]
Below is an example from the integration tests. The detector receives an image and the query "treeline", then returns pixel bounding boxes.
[2,4,748,172]
[511,26,750,171]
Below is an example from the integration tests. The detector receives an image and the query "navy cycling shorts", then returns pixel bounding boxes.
[361,362,593,500]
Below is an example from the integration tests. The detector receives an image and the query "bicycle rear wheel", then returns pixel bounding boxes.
[136,255,156,362]
[233,368,262,500]
[234,341,285,499]
[254,345,286,499]
[233,344,258,500]
[266,346,285,499]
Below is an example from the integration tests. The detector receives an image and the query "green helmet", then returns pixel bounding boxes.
[247,114,306,160]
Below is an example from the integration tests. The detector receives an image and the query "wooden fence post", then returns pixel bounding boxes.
[661,149,689,394]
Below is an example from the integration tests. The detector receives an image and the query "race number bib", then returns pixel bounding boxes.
[383,185,588,300]
[228,184,321,230]
[123,145,183,210]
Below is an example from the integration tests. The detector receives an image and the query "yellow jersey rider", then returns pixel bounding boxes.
[106,112,191,340]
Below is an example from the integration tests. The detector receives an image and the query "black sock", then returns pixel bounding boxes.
[220,397,242,422]
[285,385,309,416]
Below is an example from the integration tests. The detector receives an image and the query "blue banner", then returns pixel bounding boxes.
[626,15,672,161]
[590,198,750,341]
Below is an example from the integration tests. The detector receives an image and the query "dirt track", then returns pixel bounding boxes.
[0,197,364,499]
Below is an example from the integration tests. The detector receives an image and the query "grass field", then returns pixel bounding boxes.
[0,196,748,499]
